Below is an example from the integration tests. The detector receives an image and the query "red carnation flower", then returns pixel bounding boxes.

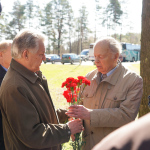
[66,77,75,83]
[85,79,91,86]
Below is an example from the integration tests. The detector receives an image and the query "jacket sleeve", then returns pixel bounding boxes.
[90,77,143,128]
[1,85,70,149]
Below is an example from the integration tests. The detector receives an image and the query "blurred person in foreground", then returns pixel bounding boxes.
[66,37,143,150]
[0,29,83,150]
[0,40,12,150]
[92,112,150,150]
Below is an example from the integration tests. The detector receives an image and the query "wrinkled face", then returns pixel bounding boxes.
[2,44,12,69]
[94,42,118,74]
[28,40,45,72]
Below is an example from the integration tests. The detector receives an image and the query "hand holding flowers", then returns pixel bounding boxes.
[67,118,84,135]
[66,105,92,120]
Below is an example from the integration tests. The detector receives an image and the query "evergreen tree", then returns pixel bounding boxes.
[94,0,102,41]
[52,0,71,55]
[0,13,7,40]
[25,0,35,28]
[77,5,89,54]
[66,3,74,53]
[5,0,26,39]
[43,1,54,54]
[103,0,123,37]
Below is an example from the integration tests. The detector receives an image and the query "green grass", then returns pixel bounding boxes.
[127,63,140,75]
[40,63,96,109]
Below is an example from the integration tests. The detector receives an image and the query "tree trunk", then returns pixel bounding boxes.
[139,0,150,117]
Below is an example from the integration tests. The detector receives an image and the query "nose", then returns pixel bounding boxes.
[43,54,46,61]
[95,57,100,63]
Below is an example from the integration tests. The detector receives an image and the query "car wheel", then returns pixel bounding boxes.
[123,57,126,62]
[44,61,47,64]
[132,57,135,62]
[71,61,74,65]
[52,61,55,64]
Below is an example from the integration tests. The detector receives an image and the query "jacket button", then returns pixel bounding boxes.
[91,131,93,134]
[114,96,117,100]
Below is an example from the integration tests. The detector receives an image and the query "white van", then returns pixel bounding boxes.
[79,49,89,61]
[88,43,95,62]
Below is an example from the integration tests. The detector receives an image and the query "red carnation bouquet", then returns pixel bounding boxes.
[61,76,90,150]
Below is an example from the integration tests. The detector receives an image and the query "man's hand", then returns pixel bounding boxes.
[71,134,75,141]
[67,118,84,135]
[66,105,92,120]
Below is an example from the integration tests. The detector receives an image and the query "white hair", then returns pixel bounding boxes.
[12,29,45,59]
[94,36,121,55]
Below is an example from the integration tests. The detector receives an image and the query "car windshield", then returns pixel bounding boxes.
[55,55,60,58]
[80,50,89,55]
[47,55,51,58]
[71,54,78,58]
[62,55,68,58]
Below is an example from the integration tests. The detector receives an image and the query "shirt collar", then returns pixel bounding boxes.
[92,61,122,85]
[106,64,119,77]
[1,65,8,71]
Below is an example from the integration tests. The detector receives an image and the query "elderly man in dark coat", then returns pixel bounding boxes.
[0,29,83,150]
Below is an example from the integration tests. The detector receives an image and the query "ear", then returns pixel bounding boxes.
[114,53,119,61]
[22,50,29,60]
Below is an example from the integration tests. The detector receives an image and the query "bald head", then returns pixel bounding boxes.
[94,37,121,74]
[94,37,121,56]
[0,40,12,69]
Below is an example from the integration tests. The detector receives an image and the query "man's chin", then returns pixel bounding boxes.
[33,67,40,73]
[97,68,103,72]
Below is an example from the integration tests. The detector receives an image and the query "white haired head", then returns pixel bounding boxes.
[12,29,45,59]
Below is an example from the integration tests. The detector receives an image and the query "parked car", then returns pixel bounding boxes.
[44,54,61,64]
[79,49,89,61]
[61,53,81,65]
